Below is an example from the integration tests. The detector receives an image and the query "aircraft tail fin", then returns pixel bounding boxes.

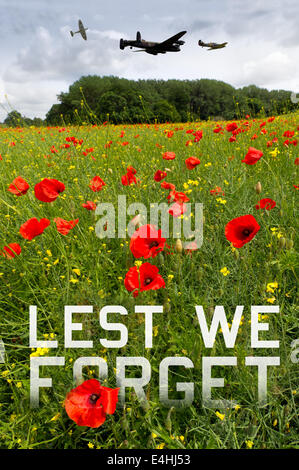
[136,31,141,42]
[70,31,74,37]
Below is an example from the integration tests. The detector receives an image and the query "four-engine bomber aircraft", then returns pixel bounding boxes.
[198,40,228,50]
[70,19,88,40]
[119,31,187,55]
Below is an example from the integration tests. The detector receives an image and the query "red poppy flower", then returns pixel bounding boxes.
[193,130,203,141]
[64,379,119,428]
[0,243,22,259]
[89,176,106,192]
[8,177,29,196]
[284,139,297,146]
[54,218,79,235]
[167,191,190,204]
[154,170,167,182]
[295,158,299,165]
[283,130,294,138]
[162,151,176,160]
[161,181,175,191]
[124,262,165,297]
[255,198,276,210]
[82,201,97,210]
[126,166,137,175]
[226,122,238,132]
[168,202,186,217]
[210,186,224,196]
[185,157,201,170]
[184,241,198,253]
[225,215,260,248]
[242,147,263,165]
[121,172,137,186]
[213,126,223,133]
[34,178,65,202]
[130,224,166,259]
[19,218,50,240]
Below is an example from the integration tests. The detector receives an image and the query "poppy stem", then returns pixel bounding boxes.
[0,197,21,214]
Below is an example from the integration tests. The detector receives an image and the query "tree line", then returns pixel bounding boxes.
[3,75,298,127]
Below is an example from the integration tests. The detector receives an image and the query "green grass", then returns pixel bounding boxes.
[0,113,298,449]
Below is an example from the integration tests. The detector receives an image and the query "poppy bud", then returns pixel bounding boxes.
[197,268,203,281]
[141,400,150,411]
[158,253,164,265]
[164,301,171,313]
[175,239,183,253]
[279,209,283,217]
[279,237,286,249]
[233,249,239,260]
[286,239,293,250]
[255,182,262,194]
[121,416,129,431]
[165,407,175,432]
[108,168,113,174]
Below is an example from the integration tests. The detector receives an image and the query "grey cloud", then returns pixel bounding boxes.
[189,20,216,33]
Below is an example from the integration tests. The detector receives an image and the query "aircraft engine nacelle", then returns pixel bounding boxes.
[120,38,127,50]
[176,40,185,45]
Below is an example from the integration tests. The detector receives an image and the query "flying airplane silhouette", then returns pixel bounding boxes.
[120,31,187,55]
[198,40,228,50]
[70,19,88,40]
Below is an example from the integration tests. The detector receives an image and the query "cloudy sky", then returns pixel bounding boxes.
[0,0,298,121]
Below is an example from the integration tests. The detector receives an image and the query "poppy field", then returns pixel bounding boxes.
[0,112,298,449]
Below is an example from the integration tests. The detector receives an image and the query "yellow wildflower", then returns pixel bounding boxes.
[215,411,225,421]
[220,267,230,276]
[245,440,254,449]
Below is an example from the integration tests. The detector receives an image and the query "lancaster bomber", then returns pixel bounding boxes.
[198,40,228,50]
[120,31,187,55]
[70,19,88,40]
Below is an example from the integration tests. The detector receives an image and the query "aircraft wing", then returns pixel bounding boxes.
[80,29,87,40]
[78,19,87,40]
[147,31,187,53]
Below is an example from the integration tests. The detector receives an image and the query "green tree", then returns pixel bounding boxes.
[4,110,23,127]
[153,100,180,123]
[96,91,127,123]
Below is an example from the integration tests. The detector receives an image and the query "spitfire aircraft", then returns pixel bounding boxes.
[70,19,88,40]
[120,31,186,55]
[198,40,228,50]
